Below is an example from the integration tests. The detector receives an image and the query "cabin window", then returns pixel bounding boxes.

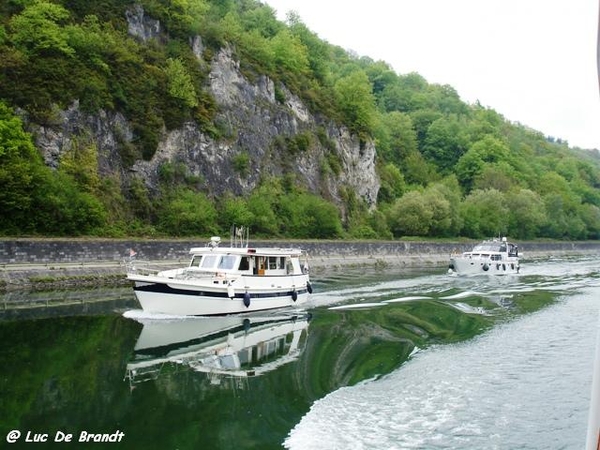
[238,257,250,270]
[266,256,286,270]
[218,255,237,270]
[200,255,218,268]
[191,255,203,267]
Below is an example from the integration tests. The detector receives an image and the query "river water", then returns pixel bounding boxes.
[1,255,599,449]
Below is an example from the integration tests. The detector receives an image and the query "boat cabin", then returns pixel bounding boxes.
[472,241,517,256]
[188,248,304,276]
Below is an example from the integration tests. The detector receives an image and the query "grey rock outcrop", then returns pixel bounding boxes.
[25,4,380,216]
[32,101,132,178]
[126,4,160,42]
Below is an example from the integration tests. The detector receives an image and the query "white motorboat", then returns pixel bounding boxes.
[448,237,520,275]
[126,228,312,316]
[124,313,310,385]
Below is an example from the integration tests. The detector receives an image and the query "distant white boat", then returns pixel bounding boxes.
[126,227,312,316]
[124,313,310,385]
[448,237,520,275]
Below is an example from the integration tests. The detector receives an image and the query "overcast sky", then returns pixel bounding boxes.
[264,0,600,150]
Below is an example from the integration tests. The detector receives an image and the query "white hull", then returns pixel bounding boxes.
[133,286,310,316]
[449,256,520,275]
[129,273,311,316]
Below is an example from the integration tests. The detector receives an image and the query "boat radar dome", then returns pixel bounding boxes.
[210,236,221,247]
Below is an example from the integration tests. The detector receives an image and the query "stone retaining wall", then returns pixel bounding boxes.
[1,238,599,265]
[0,238,599,289]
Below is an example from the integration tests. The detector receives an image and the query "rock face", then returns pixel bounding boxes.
[125,4,160,42]
[32,102,132,179]
[27,5,380,213]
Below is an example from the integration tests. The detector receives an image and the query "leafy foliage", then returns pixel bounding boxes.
[165,57,198,108]
[0,0,599,240]
[0,102,43,233]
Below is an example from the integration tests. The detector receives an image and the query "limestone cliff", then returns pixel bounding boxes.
[28,4,380,214]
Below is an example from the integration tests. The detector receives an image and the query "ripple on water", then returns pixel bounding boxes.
[285,288,600,450]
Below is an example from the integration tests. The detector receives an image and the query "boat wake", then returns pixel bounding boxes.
[122,309,200,322]
[285,287,600,450]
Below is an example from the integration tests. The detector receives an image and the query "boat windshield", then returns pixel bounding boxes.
[200,254,218,269]
[217,255,237,270]
[473,242,503,252]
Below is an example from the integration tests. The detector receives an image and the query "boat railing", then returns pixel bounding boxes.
[125,260,176,277]
[176,268,226,281]
[127,260,231,281]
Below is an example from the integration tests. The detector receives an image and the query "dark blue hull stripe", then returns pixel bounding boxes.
[134,283,307,299]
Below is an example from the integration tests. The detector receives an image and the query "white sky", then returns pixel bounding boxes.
[264,0,600,150]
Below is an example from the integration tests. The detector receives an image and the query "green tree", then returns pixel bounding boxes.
[379,72,430,113]
[334,70,377,137]
[387,191,433,237]
[536,172,581,215]
[32,171,107,235]
[376,111,417,166]
[377,163,406,204]
[144,0,209,38]
[460,189,509,238]
[9,1,74,57]
[467,105,504,142]
[157,188,217,236]
[363,59,397,98]
[540,193,586,239]
[287,14,332,84]
[270,29,310,77]
[427,177,463,236]
[402,151,440,186]
[246,181,282,235]
[456,136,512,192]
[0,102,42,233]
[422,115,469,172]
[505,188,546,239]
[409,109,443,147]
[579,204,600,239]
[279,192,342,238]
[128,176,155,223]
[422,187,451,237]
[0,102,108,235]
[59,139,101,194]
[473,163,518,193]
[217,11,244,44]
[219,194,254,230]
[165,57,198,108]
[240,3,282,38]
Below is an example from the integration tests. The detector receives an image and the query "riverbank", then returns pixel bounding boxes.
[1,238,599,290]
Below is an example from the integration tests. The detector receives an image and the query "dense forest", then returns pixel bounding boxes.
[1,0,599,240]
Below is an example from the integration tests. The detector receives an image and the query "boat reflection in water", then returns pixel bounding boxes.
[123,311,310,386]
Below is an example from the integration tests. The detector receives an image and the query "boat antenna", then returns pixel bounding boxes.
[230,225,249,248]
